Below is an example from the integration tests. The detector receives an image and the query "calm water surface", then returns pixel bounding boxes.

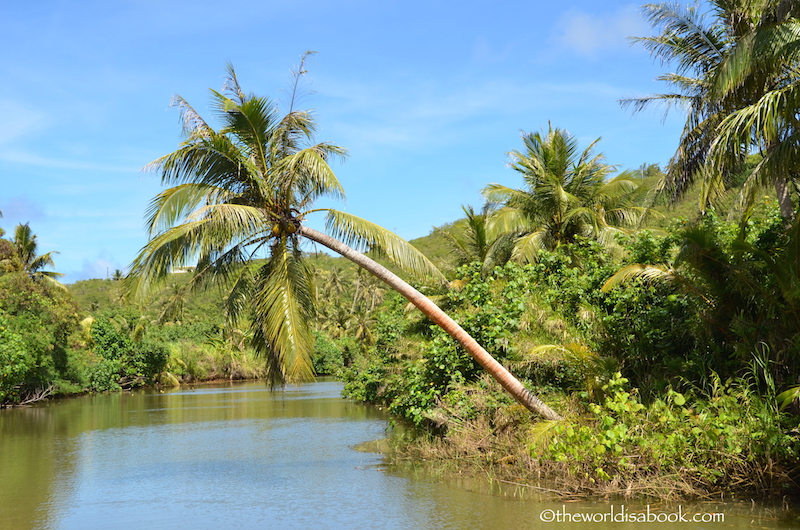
[0,380,797,529]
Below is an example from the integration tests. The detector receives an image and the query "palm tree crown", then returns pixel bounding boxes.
[626,0,800,218]
[2,223,64,287]
[483,125,646,262]
[434,203,512,274]
[707,1,800,218]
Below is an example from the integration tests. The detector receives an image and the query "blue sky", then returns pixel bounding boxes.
[1,0,686,283]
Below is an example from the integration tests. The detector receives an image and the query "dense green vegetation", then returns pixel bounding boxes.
[337,0,800,497]
[2,0,800,499]
[342,205,800,496]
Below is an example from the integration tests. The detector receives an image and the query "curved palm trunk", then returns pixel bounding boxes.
[300,226,562,421]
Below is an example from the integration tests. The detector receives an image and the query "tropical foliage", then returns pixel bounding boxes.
[126,59,344,384]
[483,125,650,262]
[3,3,800,496]
[126,59,438,385]
[433,204,511,274]
[627,0,800,218]
[0,227,77,405]
[1,223,64,288]
[708,1,800,218]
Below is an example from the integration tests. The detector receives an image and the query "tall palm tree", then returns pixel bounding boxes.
[626,0,799,218]
[2,223,64,288]
[622,1,738,207]
[127,58,561,420]
[708,3,800,219]
[483,125,648,262]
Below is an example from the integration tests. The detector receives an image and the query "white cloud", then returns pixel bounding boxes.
[555,5,647,57]
[319,75,635,156]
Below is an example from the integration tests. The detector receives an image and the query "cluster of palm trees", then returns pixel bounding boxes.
[313,266,384,347]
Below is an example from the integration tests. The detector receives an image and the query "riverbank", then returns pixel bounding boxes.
[366,373,800,502]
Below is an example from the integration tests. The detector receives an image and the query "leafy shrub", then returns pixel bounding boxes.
[0,272,80,402]
[88,315,168,389]
[312,332,346,376]
[0,316,34,404]
[543,373,799,491]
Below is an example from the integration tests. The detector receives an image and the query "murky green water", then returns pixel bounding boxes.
[1,380,797,529]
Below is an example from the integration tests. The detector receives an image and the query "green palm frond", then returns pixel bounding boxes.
[510,229,549,262]
[485,206,530,235]
[249,240,316,385]
[221,262,256,327]
[432,226,473,266]
[128,204,270,298]
[777,385,800,410]
[37,273,68,292]
[145,183,234,236]
[594,227,627,255]
[273,145,347,205]
[619,90,699,114]
[597,171,640,199]
[635,2,726,68]
[603,206,657,229]
[324,209,446,284]
[145,133,258,190]
[434,204,504,271]
[183,243,255,303]
[601,263,677,292]
[29,252,59,275]
[171,94,213,138]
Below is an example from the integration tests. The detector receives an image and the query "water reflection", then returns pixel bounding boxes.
[0,380,796,530]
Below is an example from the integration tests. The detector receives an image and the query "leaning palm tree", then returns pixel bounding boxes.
[3,223,64,288]
[127,58,561,420]
[483,125,649,262]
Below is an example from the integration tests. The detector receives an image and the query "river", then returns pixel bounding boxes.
[0,380,796,529]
